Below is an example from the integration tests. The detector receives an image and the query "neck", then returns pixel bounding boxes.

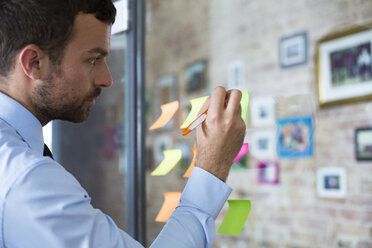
[0,77,48,127]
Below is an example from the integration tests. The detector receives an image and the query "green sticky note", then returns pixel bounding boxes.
[240,90,249,122]
[217,200,251,236]
[151,149,182,176]
[180,96,209,129]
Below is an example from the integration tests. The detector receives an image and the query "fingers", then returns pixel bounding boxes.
[226,89,242,117]
[197,96,210,116]
[208,86,227,117]
[199,87,242,123]
[206,87,242,118]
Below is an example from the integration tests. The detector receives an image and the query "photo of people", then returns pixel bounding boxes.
[317,167,347,199]
[330,42,372,87]
[324,175,340,190]
[277,116,313,158]
[355,127,372,160]
[318,28,372,106]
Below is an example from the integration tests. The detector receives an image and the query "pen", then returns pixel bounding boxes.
[182,109,208,136]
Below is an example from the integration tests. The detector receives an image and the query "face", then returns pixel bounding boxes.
[32,14,112,124]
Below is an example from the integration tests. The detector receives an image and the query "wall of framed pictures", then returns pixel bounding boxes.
[145,0,372,247]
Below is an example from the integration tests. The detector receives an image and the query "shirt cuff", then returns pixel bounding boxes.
[180,167,232,219]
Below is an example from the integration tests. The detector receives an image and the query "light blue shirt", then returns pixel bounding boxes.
[0,92,232,248]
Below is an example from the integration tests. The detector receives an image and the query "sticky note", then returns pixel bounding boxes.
[155,192,182,222]
[217,200,251,236]
[183,147,197,178]
[240,90,249,122]
[149,101,179,130]
[151,149,182,176]
[180,96,208,129]
[232,143,249,164]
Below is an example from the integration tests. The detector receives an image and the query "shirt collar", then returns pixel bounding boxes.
[0,91,44,155]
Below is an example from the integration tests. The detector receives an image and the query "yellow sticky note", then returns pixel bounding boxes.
[217,200,251,236]
[183,147,197,178]
[240,90,249,122]
[149,101,179,130]
[180,96,208,129]
[151,149,182,176]
[155,192,182,222]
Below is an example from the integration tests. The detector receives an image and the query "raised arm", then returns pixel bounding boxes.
[151,87,246,248]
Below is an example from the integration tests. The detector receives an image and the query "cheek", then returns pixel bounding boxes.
[63,70,91,92]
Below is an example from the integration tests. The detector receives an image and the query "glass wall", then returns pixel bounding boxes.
[144,1,372,247]
[52,32,129,230]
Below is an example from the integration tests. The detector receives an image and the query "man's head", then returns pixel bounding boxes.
[0,0,116,125]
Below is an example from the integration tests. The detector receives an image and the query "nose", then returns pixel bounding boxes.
[95,62,113,88]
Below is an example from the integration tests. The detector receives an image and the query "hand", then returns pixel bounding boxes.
[195,87,246,182]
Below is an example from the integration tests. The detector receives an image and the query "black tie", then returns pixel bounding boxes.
[43,144,54,159]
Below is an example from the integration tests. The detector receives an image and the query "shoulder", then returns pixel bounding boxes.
[0,119,58,198]
[2,161,94,247]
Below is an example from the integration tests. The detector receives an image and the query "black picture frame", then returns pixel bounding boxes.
[355,127,372,161]
[279,31,308,68]
[185,60,207,93]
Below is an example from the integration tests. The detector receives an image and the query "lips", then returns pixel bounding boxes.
[86,88,101,105]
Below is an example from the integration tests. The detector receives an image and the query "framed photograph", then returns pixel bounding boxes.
[185,60,207,93]
[250,131,276,159]
[279,31,308,68]
[277,116,313,158]
[355,127,372,161]
[227,60,245,90]
[317,167,347,199]
[258,161,279,185]
[250,97,276,127]
[317,25,372,106]
[154,74,178,129]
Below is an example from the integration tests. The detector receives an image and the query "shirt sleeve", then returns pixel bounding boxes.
[150,167,232,248]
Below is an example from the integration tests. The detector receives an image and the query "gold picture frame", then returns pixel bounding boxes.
[316,24,372,107]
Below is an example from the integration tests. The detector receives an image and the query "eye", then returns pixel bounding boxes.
[89,56,101,66]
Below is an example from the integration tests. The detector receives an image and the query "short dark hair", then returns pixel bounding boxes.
[0,0,116,77]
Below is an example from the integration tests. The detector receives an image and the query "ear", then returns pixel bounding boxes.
[18,45,47,80]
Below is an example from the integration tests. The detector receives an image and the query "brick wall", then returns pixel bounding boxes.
[145,1,372,247]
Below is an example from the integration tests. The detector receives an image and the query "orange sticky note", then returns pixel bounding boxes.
[155,192,182,222]
[183,147,197,178]
[149,101,179,130]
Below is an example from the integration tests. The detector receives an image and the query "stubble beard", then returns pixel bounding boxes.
[32,69,101,124]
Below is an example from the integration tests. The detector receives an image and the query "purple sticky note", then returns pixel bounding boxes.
[232,143,249,164]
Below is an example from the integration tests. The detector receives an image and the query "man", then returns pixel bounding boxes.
[0,1,246,247]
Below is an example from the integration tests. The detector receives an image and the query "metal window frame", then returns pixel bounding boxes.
[126,0,146,245]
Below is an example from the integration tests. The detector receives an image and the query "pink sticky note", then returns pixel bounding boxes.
[232,143,249,164]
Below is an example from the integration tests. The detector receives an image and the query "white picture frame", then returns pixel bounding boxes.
[227,60,245,90]
[250,97,275,127]
[250,131,276,160]
[317,167,347,199]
